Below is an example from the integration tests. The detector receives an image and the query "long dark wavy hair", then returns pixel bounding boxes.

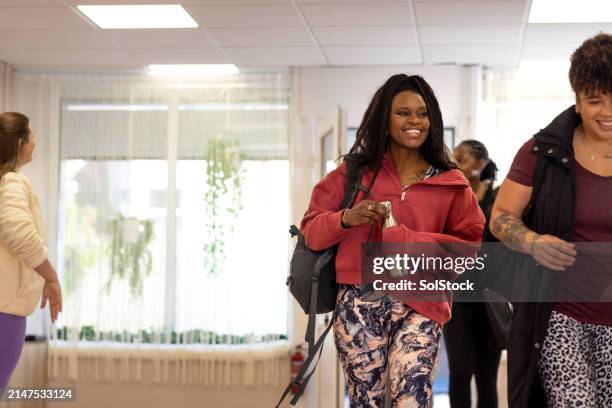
[347,74,456,172]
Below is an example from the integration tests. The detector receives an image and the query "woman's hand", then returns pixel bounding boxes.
[41,279,63,322]
[343,200,388,227]
[530,234,577,271]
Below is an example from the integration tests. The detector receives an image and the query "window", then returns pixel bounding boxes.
[56,71,291,343]
[480,63,574,180]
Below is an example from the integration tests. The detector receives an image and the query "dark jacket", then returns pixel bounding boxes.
[480,184,499,243]
[507,105,579,408]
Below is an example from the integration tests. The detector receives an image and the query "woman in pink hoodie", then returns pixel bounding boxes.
[301,74,484,407]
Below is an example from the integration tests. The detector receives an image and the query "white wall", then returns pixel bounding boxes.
[298,65,475,138]
[0,62,9,112]
[6,72,60,337]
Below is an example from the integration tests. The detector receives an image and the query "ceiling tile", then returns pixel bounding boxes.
[0,32,25,49]
[419,25,523,44]
[28,49,140,67]
[180,0,291,3]
[520,43,577,60]
[314,26,417,46]
[297,0,409,3]
[225,47,325,66]
[2,30,118,50]
[207,27,315,47]
[415,1,527,25]
[0,7,92,30]
[106,29,214,48]
[323,45,421,65]
[127,47,228,64]
[413,0,514,2]
[423,44,520,66]
[0,48,44,66]
[301,3,412,26]
[0,0,63,5]
[184,5,304,28]
[64,0,178,4]
[524,23,612,44]
[521,24,612,60]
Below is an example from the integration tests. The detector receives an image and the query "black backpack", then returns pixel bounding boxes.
[276,157,376,407]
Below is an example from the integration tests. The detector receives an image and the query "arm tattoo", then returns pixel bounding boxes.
[492,212,531,252]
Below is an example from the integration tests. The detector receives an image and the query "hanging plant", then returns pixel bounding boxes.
[63,199,101,297]
[106,214,154,298]
[203,136,242,275]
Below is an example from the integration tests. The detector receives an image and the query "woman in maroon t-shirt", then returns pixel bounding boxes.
[491,34,612,407]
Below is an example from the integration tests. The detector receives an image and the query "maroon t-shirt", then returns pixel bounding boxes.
[508,139,612,325]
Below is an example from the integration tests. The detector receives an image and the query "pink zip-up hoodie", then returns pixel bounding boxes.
[300,151,485,325]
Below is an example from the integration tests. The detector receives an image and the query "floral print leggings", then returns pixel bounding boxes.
[333,285,441,407]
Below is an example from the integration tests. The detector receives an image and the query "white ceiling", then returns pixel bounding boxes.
[0,0,610,70]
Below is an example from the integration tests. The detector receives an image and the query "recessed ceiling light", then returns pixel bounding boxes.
[77,5,198,29]
[147,64,240,76]
[529,0,612,23]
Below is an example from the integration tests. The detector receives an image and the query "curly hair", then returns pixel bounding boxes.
[569,33,612,96]
[348,74,455,172]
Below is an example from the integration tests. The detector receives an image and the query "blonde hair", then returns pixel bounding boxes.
[0,112,30,179]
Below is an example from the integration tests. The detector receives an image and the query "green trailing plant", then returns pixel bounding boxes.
[63,198,102,297]
[203,137,242,275]
[106,214,154,298]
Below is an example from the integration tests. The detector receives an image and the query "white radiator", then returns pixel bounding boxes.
[47,340,290,389]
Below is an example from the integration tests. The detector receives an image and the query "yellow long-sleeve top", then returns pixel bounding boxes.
[0,171,47,317]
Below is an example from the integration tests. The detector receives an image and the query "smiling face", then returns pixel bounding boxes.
[387,90,430,151]
[576,90,612,141]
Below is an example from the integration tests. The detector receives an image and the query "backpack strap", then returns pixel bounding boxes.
[305,250,334,355]
[341,156,364,208]
[304,158,364,355]
[287,158,369,406]
[274,319,333,408]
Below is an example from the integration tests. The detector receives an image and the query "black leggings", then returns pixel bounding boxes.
[443,302,501,408]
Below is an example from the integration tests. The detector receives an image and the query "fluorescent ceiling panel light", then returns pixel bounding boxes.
[148,64,239,76]
[77,5,198,29]
[529,0,612,23]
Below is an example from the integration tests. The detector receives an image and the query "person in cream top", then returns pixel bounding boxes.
[0,112,62,394]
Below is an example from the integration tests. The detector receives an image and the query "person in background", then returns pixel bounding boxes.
[444,140,502,408]
[0,112,62,394]
[491,33,612,407]
[300,74,484,407]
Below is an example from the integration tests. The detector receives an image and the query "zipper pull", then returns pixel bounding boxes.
[401,190,406,201]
